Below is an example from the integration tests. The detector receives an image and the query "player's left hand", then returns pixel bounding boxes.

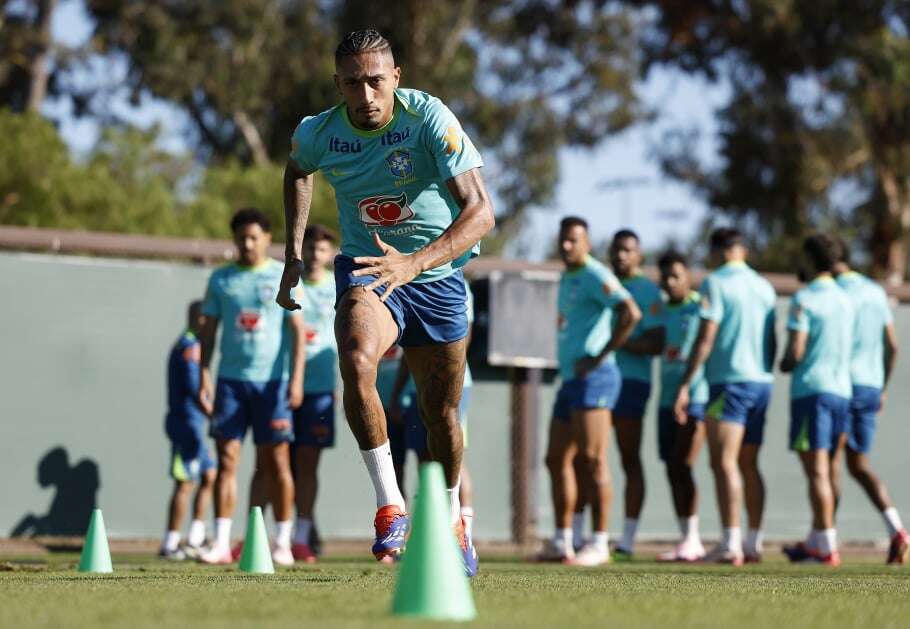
[673,386,690,425]
[574,356,600,377]
[288,379,304,410]
[352,233,421,302]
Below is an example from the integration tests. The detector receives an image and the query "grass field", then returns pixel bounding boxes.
[2,552,910,628]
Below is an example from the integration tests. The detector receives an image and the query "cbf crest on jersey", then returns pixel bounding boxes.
[385,149,413,179]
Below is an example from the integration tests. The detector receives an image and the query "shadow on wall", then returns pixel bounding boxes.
[9,447,100,537]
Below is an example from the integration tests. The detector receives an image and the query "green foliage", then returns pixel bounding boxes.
[0,109,336,240]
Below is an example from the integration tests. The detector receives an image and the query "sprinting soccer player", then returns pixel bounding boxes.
[159,300,216,560]
[609,229,661,557]
[276,29,495,576]
[290,224,338,563]
[673,228,776,565]
[780,234,854,567]
[831,242,910,563]
[624,251,708,562]
[541,216,641,566]
[198,208,305,567]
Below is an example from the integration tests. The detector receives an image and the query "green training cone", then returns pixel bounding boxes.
[238,506,274,574]
[78,508,112,573]
[391,462,476,621]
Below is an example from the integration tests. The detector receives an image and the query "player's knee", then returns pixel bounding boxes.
[201,469,216,487]
[545,451,568,475]
[339,348,378,385]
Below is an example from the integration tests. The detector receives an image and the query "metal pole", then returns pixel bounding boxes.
[510,366,540,545]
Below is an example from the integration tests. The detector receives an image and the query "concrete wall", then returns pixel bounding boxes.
[2,251,909,543]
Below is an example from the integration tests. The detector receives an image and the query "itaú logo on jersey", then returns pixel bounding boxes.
[358,192,414,226]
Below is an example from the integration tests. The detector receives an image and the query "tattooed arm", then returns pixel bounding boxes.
[277,159,315,311]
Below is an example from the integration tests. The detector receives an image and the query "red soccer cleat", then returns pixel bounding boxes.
[887,529,910,565]
[291,542,317,563]
[371,505,410,561]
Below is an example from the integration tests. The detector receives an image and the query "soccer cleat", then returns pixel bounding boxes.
[158,546,187,561]
[744,552,762,564]
[230,542,244,562]
[569,543,610,567]
[887,529,910,565]
[783,542,813,563]
[371,505,410,561]
[198,544,234,565]
[610,544,634,561]
[271,545,294,567]
[455,516,479,577]
[181,543,206,561]
[535,538,575,563]
[812,550,841,567]
[701,545,744,566]
[291,542,317,563]
[656,540,706,563]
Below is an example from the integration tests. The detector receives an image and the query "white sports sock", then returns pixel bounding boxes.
[572,512,585,548]
[555,528,573,550]
[722,527,742,553]
[680,515,700,543]
[818,528,837,556]
[461,506,475,538]
[620,518,639,552]
[591,531,609,552]
[294,517,313,545]
[883,507,903,537]
[275,520,293,549]
[360,442,406,510]
[187,519,206,547]
[745,528,763,555]
[448,479,462,526]
[162,530,181,552]
[214,517,232,549]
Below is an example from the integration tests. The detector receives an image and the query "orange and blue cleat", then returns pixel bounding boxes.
[455,516,479,577]
[887,529,910,565]
[372,505,410,561]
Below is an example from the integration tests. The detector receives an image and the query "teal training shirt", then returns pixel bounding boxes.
[290,88,484,283]
[787,277,854,399]
[836,271,894,389]
[655,291,709,408]
[557,256,630,381]
[699,261,776,385]
[616,274,661,383]
[202,260,299,382]
[301,273,338,393]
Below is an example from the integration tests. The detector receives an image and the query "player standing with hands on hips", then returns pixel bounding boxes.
[276,29,495,577]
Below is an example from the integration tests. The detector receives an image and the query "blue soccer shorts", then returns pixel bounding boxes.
[210,379,293,444]
[292,392,335,449]
[166,411,215,482]
[789,393,850,452]
[551,362,622,424]
[846,385,881,454]
[706,382,772,445]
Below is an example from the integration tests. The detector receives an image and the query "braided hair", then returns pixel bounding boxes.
[335,29,394,63]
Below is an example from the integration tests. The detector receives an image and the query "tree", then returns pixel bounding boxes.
[629,0,910,280]
[82,0,643,246]
[0,0,60,112]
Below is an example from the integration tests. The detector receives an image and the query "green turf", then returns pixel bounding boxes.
[2,553,909,628]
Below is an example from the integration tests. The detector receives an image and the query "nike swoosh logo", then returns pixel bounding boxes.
[329,168,348,177]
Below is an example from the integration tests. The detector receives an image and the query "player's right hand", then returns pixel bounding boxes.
[198,370,214,417]
[673,386,690,426]
[277,260,302,310]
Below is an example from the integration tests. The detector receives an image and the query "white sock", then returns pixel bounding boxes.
[162,530,181,552]
[461,506,474,538]
[591,531,609,552]
[745,528,763,555]
[215,517,232,549]
[360,442,406,509]
[555,527,573,550]
[883,507,903,537]
[572,512,585,548]
[448,479,462,526]
[275,520,293,549]
[818,528,837,556]
[294,517,313,545]
[620,518,638,552]
[722,527,742,553]
[187,519,206,547]
[680,515,700,543]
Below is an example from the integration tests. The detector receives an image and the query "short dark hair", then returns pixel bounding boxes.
[612,229,640,245]
[304,224,337,244]
[658,250,689,271]
[187,300,203,326]
[834,235,851,265]
[560,216,588,232]
[709,227,744,252]
[230,207,271,234]
[803,233,841,273]
[335,29,393,63]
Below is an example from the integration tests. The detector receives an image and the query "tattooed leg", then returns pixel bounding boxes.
[335,288,399,449]
[404,339,467,487]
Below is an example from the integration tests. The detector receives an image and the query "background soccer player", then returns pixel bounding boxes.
[289,224,338,562]
[276,30,495,576]
[609,229,661,557]
[198,208,305,566]
[624,251,708,561]
[674,228,776,564]
[831,241,910,564]
[542,216,640,566]
[780,234,854,566]
[160,300,216,560]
